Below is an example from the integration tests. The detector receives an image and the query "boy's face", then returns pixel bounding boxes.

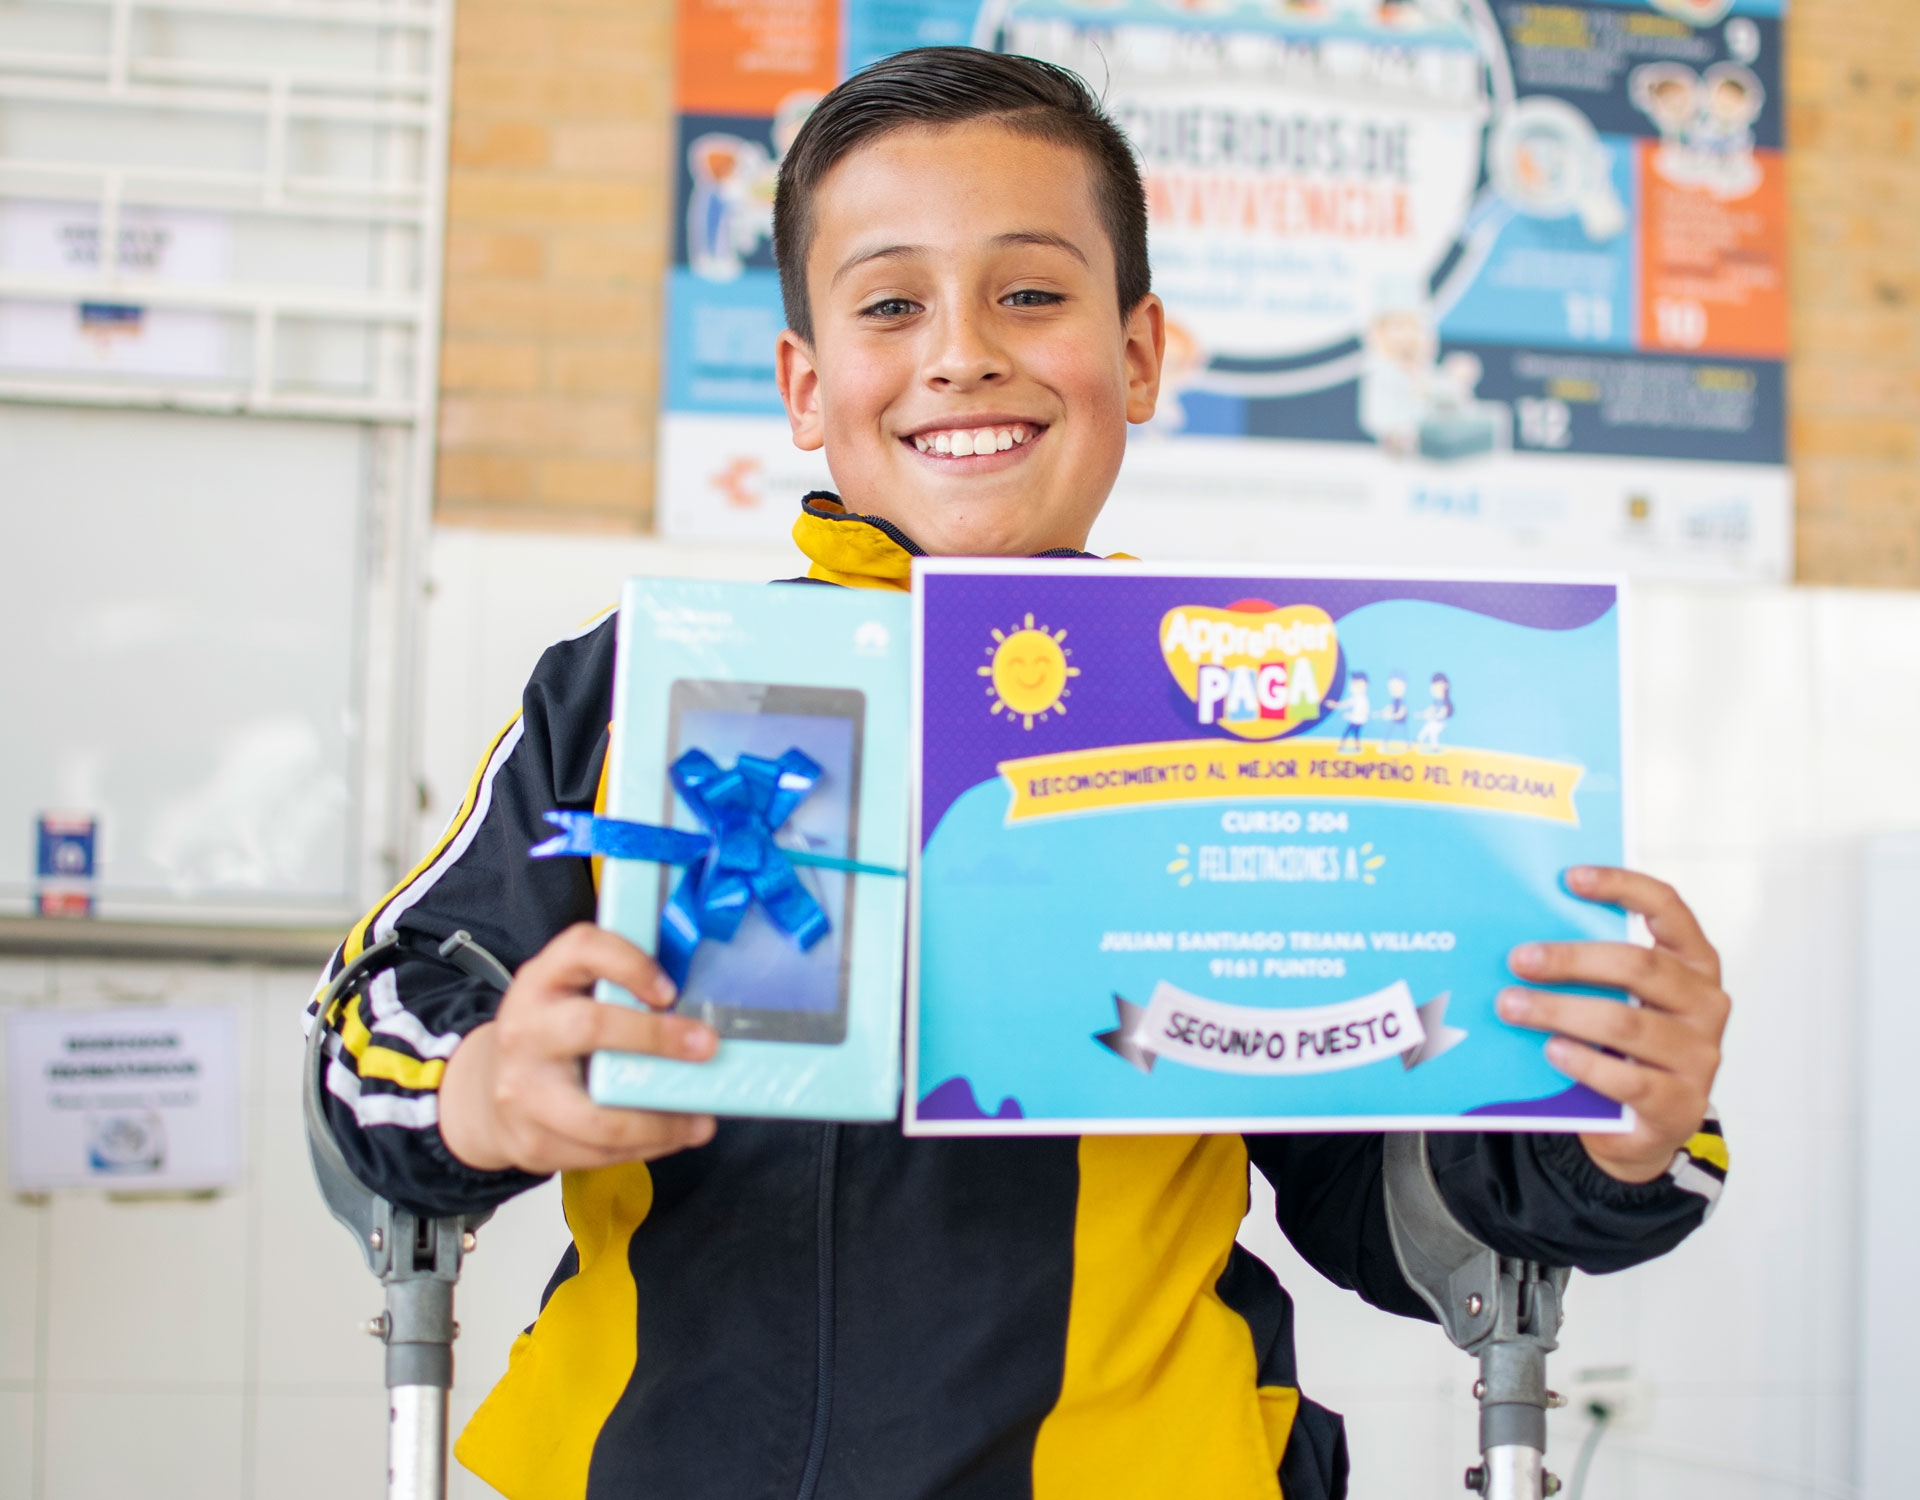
[776,122,1165,556]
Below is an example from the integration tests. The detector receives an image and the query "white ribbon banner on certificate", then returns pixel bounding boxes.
[1095,980,1466,1078]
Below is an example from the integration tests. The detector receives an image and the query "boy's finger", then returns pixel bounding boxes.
[1564,867,1718,973]
[524,923,679,1008]
[534,996,715,1063]
[1542,1038,1700,1137]
[516,1114,713,1174]
[1507,940,1729,1028]
[1497,988,1716,1078]
[541,1090,716,1157]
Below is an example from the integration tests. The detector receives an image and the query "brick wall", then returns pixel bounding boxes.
[434,0,673,531]
[433,0,1920,584]
[1788,0,1920,586]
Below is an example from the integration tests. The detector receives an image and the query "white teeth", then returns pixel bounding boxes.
[914,423,1038,456]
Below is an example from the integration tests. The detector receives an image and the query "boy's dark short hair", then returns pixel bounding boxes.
[772,46,1151,344]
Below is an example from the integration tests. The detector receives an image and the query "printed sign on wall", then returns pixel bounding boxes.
[658,0,1789,579]
[0,200,233,380]
[4,1007,241,1192]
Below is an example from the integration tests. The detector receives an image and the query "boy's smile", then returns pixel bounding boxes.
[905,418,1037,464]
[775,121,1164,556]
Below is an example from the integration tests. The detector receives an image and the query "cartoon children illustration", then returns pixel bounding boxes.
[1629,60,1763,200]
[685,92,819,283]
[1378,672,1410,752]
[1359,278,1501,460]
[1416,672,1453,751]
[1326,671,1371,752]
[686,132,775,282]
[1630,63,1703,184]
[1694,62,1764,200]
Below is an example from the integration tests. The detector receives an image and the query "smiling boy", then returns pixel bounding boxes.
[311,49,1730,1500]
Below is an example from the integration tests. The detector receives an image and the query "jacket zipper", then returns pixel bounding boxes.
[802,493,926,557]
[793,1122,841,1500]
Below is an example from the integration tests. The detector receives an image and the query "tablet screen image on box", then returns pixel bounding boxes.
[662,681,864,1046]
[586,578,910,1122]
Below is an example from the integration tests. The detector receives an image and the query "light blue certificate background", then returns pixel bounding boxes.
[915,594,1627,1129]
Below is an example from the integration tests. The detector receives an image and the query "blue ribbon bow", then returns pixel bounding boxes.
[530,747,901,988]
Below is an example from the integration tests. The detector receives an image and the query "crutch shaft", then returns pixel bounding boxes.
[389,1384,449,1500]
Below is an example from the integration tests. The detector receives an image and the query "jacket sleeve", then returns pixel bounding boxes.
[301,612,619,1218]
[1245,1117,1727,1321]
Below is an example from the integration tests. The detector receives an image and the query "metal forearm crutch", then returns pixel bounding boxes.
[1383,1133,1573,1500]
[303,930,511,1500]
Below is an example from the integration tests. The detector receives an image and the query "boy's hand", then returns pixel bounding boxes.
[439,923,718,1174]
[1495,867,1729,1185]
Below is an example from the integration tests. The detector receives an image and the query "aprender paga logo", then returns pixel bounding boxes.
[1160,601,1339,741]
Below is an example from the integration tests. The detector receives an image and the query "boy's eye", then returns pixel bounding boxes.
[860,297,919,319]
[1004,289,1063,308]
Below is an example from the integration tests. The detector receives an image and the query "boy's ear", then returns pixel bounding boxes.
[1123,294,1167,426]
[776,329,825,452]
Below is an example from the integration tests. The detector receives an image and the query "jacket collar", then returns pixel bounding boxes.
[792,492,1113,592]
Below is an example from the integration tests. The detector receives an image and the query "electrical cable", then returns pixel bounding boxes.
[1567,1401,1613,1500]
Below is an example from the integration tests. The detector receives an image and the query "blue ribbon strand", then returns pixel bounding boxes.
[529,747,902,988]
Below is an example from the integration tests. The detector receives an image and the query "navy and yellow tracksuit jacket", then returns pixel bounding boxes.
[309,496,1728,1500]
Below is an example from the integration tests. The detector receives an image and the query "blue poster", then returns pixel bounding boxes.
[661,0,1790,577]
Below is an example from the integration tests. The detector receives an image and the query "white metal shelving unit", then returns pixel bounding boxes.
[0,0,457,932]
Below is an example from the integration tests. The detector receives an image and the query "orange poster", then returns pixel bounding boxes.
[678,0,838,117]
[1638,141,1788,360]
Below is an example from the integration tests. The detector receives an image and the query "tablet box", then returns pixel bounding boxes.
[907,559,1631,1136]
[589,578,911,1121]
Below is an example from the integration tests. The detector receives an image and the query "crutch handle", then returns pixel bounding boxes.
[1383,1133,1570,1500]
[304,934,502,1500]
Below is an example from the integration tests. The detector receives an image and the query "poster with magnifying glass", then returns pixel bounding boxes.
[658,0,1788,580]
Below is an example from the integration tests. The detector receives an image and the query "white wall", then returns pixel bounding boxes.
[3,526,1914,1499]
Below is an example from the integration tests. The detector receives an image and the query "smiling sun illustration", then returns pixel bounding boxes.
[980,613,1079,728]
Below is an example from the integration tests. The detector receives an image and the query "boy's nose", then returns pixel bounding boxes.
[922,306,1009,389]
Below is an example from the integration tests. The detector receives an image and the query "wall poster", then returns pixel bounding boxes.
[659,0,1789,579]
[4,1007,241,1193]
[0,199,234,380]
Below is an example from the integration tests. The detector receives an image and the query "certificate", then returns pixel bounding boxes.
[907,560,1630,1135]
